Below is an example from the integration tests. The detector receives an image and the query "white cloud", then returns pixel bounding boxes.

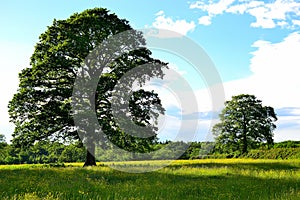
[198,16,212,25]
[192,0,235,15]
[290,108,300,116]
[248,6,277,28]
[190,0,300,29]
[157,114,215,141]
[292,19,300,26]
[277,20,288,27]
[250,17,276,28]
[155,10,164,16]
[226,1,264,14]
[167,63,187,76]
[152,11,196,36]
[222,32,300,108]
[250,32,300,85]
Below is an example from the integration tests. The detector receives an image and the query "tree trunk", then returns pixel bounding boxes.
[241,111,248,154]
[242,133,247,154]
[83,143,96,167]
[242,122,248,154]
[83,94,97,167]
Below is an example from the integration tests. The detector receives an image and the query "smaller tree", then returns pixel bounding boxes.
[213,94,277,155]
[0,134,7,149]
[0,134,6,143]
[0,134,8,162]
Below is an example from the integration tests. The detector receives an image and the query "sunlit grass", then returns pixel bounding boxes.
[1,159,300,199]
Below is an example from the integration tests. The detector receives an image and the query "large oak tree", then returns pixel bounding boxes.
[213,94,277,155]
[8,8,167,166]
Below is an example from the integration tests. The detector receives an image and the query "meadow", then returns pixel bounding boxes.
[1,159,300,200]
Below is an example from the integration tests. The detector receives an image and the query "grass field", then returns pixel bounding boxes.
[1,159,300,199]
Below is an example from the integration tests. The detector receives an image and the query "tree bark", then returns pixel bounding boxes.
[242,132,247,154]
[83,94,97,167]
[83,142,96,166]
[241,111,248,154]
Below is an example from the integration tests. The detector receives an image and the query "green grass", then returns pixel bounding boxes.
[1,159,300,199]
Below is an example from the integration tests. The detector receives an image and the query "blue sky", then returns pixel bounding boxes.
[1,0,300,142]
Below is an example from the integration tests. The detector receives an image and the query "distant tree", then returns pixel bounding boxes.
[59,143,86,163]
[0,134,6,143]
[0,134,8,162]
[8,8,166,166]
[0,134,7,149]
[213,94,277,155]
[273,140,300,149]
[198,142,215,158]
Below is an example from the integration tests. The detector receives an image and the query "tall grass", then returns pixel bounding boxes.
[1,159,300,199]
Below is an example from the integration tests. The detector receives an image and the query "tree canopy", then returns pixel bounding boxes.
[8,8,167,166]
[213,94,277,156]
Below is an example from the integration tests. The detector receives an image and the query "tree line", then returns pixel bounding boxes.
[0,136,208,164]
[1,134,300,165]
